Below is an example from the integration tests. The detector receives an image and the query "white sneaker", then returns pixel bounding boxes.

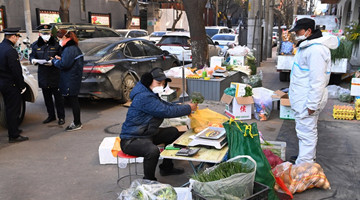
[65,122,83,131]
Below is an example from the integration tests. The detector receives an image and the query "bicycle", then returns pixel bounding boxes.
[16,37,31,61]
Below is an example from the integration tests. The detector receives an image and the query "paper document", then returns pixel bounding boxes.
[32,59,52,65]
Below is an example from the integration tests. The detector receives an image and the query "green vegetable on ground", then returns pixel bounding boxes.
[191,92,205,104]
[243,85,253,97]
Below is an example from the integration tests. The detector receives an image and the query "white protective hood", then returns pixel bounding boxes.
[299,34,339,50]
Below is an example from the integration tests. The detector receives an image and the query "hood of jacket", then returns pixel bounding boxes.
[130,82,154,100]
[299,30,339,50]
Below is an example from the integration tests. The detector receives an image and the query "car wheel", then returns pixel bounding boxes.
[0,93,26,128]
[119,74,137,104]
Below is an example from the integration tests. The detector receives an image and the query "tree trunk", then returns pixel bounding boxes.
[171,9,183,31]
[119,0,138,29]
[126,9,134,29]
[59,0,71,22]
[183,0,208,68]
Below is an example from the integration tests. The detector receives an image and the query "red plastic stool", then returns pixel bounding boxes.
[117,151,142,188]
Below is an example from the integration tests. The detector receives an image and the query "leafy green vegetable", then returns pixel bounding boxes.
[243,85,253,97]
[330,39,353,62]
[191,161,254,182]
[191,92,205,104]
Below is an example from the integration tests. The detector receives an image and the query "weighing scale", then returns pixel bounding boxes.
[188,127,228,149]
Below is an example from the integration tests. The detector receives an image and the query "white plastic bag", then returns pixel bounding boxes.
[326,85,340,99]
[118,179,177,200]
[253,93,273,121]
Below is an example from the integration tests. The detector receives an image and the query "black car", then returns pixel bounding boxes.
[51,23,120,40]
[79,37,180,103]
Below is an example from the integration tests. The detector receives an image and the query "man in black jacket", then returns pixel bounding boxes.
[0,27,28,143]
[30,27,65,125]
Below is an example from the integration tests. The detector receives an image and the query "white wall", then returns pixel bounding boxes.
[154,9,189,31]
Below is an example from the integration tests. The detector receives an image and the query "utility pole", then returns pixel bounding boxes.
[247,0,261,66]
[24,0,32,38]
[215,0,218,25]
[294,0,298,17]
[263,0,269,61]
[267,0,274,58]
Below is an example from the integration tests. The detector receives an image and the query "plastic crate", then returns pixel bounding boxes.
[191,181,269,200]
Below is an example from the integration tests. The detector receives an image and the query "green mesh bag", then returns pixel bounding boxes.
[223,119,279,200]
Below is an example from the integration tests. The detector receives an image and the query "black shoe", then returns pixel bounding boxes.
[43,116,56,124]
[58,119,65,125]
[289,155,298,164]
[9,135,29,143]
[159,167,185,176]
[65,122,83,131]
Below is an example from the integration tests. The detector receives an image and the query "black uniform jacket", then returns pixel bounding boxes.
[0,39,25,89]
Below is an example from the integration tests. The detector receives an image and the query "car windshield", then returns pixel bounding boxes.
[212,35,235,41]
[205,29,219,37]
[158,36,190,46]
[150,32,166,37]
[117,31,128,37]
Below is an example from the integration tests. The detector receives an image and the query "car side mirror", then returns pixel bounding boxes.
[214,41,219,45]
[162,50,170,56]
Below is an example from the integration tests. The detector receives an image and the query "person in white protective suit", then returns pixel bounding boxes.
[288,18,339,164]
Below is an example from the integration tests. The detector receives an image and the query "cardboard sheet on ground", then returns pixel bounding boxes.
[276,120,360,199]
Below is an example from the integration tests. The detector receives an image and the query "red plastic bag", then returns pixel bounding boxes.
[263,149,283,169]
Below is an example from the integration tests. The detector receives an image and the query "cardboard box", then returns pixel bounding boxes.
[279,93,295,120]
[230,82,247,97]
[350,78,360,96]
[99,137,143,164]
[221,94,254,120]
[210,56,224,69]
[229,56,245,66]
[161,90,177,102]
[168,77,187,97]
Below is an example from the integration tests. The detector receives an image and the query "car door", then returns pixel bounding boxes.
[207,36,220,57]
[141,40,172,70]
[123,40,153,75]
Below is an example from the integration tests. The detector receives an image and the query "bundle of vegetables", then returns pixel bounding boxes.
[246,55,257,75]
[243,85,253,97]
[119,179,177,200]
[224,87,236,97]
[190,92,204,104]
[272,162,330,197]
[191,161,254,182]
[330,39,353,62]
[263,149,283,169]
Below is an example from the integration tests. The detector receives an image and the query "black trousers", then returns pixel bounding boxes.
[42,87,65,119]
[0,84,22,138]
[120,127,182,180]
[65,95,81,125]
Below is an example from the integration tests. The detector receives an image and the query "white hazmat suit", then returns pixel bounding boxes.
[289,34,339,164]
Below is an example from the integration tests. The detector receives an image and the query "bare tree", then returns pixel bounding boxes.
[183,0,208,68]
[171,1,184,31]
[118,0,138,29]
[59,0,71,22]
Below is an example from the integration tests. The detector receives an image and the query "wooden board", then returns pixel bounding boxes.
[160,130,228,163]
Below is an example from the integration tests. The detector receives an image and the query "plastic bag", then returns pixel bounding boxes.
[243,70,263,87]
[262,149,283,169]
[338,87,352,102]
[118,179,177,200]
[272,162,330,198]
[253,92,273,121]
[326,85,341,99]
[227,45,251,56]
[189,108,229,133]
[280,41,294,55]
[223,119,278,200]
[190,155,257,200]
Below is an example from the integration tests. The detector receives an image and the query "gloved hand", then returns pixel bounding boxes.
[21,87,26,94]
[44,62,53,66]
[31,59,38,65]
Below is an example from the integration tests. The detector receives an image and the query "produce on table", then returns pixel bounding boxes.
[190,92,205,104]
[272,162,330,196]
[186,74,201,79]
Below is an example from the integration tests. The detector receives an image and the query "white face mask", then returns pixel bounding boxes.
[41,35,51,41]
[295,30,309,41]
[59,39,63,47]
[152,86,164,95]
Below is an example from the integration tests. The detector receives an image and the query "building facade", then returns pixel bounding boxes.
[0,0,135,31]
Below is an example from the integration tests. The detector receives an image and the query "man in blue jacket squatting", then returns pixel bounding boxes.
[120,68,197,181]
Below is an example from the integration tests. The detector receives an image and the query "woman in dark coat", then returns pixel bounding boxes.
[51,29,84,131]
